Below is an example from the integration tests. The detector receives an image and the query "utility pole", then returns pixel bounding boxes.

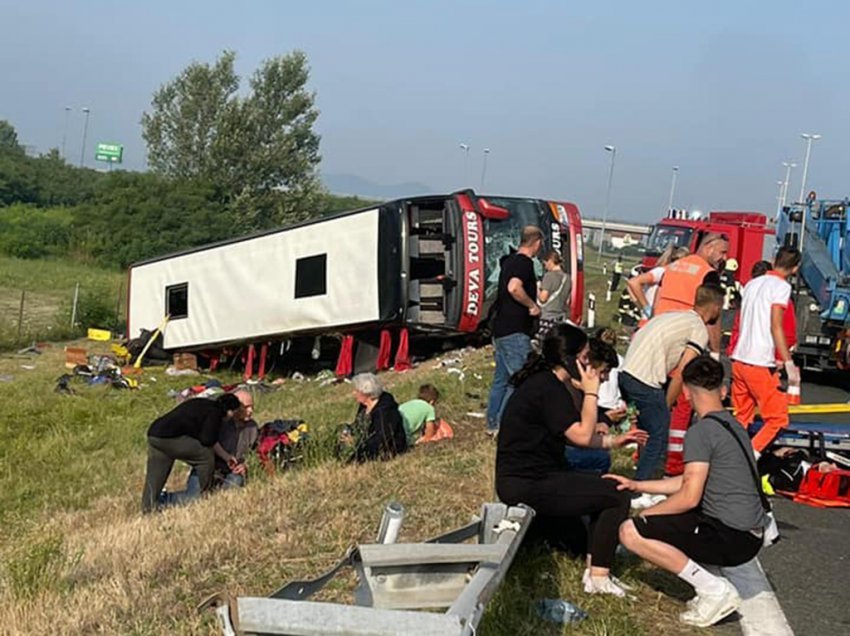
[61,106,71,160]
[666,166,679,213]
[79,107,91,168]
[797,133,821,262]
[479,148,490,190]
[459,143,470,187]
[780,161,796,210]
[598,145,617,261]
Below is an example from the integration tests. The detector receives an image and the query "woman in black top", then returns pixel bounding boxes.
[496,324,648,596]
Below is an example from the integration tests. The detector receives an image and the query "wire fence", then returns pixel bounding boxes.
[0,282,124,349]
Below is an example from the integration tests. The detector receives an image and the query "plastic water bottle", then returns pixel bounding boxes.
[377,501,405,544]
[535,599,588,624]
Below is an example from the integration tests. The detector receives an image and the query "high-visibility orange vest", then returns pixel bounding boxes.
[653,254,714,316]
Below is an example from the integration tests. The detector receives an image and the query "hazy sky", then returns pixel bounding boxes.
[2,0,847,222]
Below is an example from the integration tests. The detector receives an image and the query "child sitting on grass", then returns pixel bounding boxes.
[399,384,440,445]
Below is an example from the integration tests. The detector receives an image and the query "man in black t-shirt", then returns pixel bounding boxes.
[141,393,243,513]
[485,225,544,433]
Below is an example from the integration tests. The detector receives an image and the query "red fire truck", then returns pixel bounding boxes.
[642,210,774,285]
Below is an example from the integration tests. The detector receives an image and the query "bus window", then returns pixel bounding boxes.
[482,197,552,299]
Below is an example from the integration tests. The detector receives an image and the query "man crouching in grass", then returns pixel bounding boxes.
[606,356,768,627]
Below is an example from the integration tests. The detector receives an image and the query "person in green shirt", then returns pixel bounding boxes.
[399,384,440,445]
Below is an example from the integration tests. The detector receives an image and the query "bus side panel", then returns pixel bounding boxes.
[456,193,485,332]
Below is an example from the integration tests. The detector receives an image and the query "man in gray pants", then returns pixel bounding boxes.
[141,393,242,513]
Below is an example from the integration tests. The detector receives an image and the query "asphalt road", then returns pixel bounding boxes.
[758,379,850,636]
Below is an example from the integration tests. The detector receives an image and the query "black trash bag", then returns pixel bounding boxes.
[125,328,170,365]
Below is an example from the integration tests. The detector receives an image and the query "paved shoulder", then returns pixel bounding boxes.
[758,498,850,635]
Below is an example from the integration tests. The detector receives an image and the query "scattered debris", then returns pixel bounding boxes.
[0,374,14,382]
[20,364,36,370]
[64,346,88,369]
[446,367,465,381]
[55,374,75,396]
[536,599,588,625]
[172,352,199,371]
[257,420,309,475]
[87,328,112,341]
[291,372,305,382]
[165,366,200,377]
[466,411,486,419]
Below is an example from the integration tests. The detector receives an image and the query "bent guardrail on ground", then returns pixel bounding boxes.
[200,502,534,636]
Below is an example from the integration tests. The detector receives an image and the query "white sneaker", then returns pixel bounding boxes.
[630,493,667,511]
[582,568,633,593]
[679,580,741,627]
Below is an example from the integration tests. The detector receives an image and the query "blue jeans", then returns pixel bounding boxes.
[486,333,532,431]
[159,469,246,507]
[565,447,612,474]
[618,372,670,481]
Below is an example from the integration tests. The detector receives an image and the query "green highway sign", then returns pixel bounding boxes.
[95,142,123,164]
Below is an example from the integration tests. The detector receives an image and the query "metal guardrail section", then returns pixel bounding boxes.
[201,503,533,636]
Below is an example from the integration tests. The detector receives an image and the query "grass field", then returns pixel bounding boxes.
[0,250,691,636]
[0,256,125,350]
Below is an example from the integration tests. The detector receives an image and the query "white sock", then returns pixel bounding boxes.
[678,559,725,596]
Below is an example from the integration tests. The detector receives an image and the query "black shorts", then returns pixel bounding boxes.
[634,511,761,567]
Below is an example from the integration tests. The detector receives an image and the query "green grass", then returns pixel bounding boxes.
[0,256,124,349]
[0,249,707,635]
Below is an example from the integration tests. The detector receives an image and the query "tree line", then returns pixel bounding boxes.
[0,51,376,269]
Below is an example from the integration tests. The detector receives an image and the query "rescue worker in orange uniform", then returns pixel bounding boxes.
[630,232,728,476]
[730,247,801,454]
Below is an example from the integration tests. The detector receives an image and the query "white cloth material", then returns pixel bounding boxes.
[644,266,666,310]
[731,273,791,367]
[597,353,625,409]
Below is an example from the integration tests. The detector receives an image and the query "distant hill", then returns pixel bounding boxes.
[322,173,433,199]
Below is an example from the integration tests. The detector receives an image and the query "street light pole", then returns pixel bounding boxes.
[79,107,91,168]
[61,106,71,160]
[797,133,821,260]
[598,145,617,261]
[666,166,679,213]
[459,143,470,186]
[798,133,821,203]
[775,180,785,217]
[479,148,490,190]
[780,161,796,210]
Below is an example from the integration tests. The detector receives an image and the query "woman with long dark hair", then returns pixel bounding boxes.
[495,323,648,596]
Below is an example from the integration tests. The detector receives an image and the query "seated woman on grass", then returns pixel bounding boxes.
[339,373,407,462]
[495,324,648,597]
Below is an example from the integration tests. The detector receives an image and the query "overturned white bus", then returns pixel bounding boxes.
[126,190,584,369]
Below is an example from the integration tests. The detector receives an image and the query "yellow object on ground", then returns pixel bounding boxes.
[788,403,850,415]
[87,328,112,341]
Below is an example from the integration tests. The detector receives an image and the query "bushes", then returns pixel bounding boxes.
[0,204,73,259]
